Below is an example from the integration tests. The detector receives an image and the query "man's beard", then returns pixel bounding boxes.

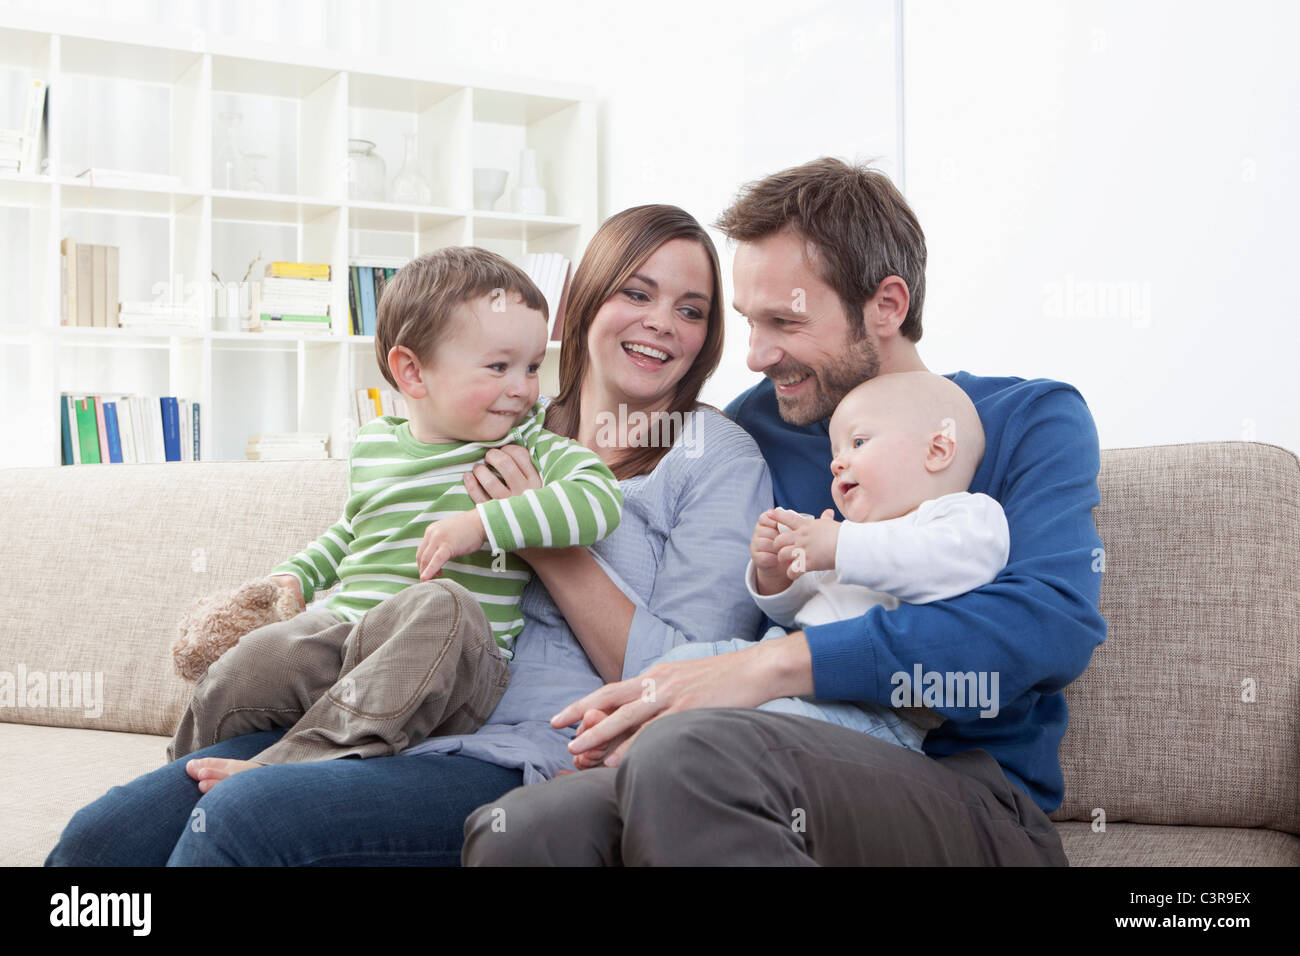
[771,333,880,426]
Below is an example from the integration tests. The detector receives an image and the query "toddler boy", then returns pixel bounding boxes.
[170,247,622,781]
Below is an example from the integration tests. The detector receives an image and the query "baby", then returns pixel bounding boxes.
[656,370,1009,752]
[172,247,623,787]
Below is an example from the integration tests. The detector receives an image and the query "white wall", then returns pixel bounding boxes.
[904,0,1300,453]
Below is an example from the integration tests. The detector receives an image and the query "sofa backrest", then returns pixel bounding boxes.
[1052,442,1299,835]
[0,459,349,737]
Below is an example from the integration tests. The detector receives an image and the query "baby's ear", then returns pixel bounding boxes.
[924,419,958,473]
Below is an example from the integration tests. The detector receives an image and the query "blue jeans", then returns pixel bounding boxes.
[45,729,523,866]
[657,630,927,753]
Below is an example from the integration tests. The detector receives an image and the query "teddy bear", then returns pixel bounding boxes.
[171,577,304,681]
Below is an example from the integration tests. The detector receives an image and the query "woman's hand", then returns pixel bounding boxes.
[463,445,542,504]
[550,632,814,768]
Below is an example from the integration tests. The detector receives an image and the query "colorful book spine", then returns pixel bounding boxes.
[161,396,180,461]
[266,261,330,279]
[103,401,123,463]
[75,398,100,464]
[192,402,201,460]
[348,267,361,335]
[60,395,73,464]
[357,267,377,336]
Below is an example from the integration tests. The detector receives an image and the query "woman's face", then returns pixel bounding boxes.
[584,237,714,410]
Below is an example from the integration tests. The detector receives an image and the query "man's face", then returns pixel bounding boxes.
[732,229,879,426]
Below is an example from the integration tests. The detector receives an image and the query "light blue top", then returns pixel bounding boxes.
[397,406,773,784]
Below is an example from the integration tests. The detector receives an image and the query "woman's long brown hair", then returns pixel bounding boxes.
[545,205,725,480]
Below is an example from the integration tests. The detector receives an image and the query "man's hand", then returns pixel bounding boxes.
[550,633,813,768]
[417,509,488,580]
[772,508,840,579]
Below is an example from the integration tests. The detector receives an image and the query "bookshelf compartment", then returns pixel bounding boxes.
[55,72,179,185]
[0,203,40,328]
[211,57,345,201]
[471,91,592,222]
[211,219,298,333]
[60,207,186,329]
[210,344,299,461]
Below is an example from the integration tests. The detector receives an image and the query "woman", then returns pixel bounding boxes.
[46,205,773,866]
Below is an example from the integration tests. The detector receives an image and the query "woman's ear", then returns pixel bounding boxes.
[389,346,429,399]
[923,417,958,473]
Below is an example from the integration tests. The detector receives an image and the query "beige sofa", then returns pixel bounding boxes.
[1,442,1296,866]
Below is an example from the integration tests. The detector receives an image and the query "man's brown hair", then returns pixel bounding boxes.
[715,157,926,342]
[374,246,548,389]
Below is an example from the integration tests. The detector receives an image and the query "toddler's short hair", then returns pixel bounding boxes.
[375,246,548,389]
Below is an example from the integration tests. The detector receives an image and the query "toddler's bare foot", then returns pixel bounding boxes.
[186,757,265,794]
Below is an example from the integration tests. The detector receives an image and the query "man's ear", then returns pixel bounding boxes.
[924,425,957,473]
[863,275,910,339]
[389,346,429,399]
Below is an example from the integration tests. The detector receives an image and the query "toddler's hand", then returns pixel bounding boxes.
[268,574,305,612]
[751,510,790,596]
[417,510,488,581]
[773,508,840,579]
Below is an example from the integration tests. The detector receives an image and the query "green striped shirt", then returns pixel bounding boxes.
[270,400,622,657]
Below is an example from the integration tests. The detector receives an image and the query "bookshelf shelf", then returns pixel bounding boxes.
[0,15,596,468]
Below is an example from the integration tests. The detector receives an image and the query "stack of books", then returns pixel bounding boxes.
[245,433,330,460]
[118,300,200,331]
[245,262,332,333]
[347,256,408,336]
[59,239,120,327]
[520,252,571,341]
[60,393,200,464]
[355,386,410,426]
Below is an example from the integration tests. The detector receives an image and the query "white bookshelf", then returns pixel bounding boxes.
[0,15,597,468]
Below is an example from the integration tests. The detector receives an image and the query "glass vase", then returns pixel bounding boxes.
[348,139,386,202]
[390,133,433,205]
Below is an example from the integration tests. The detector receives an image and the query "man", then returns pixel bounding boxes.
[462,158,1106,865]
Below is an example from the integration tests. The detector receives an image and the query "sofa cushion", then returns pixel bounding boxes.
[0,459,348,737]
[1055,820,1300,866]
[0,721,172,866]
[1051,442,1299,834]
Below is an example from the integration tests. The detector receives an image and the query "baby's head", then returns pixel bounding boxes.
[376,247,549,443]
[828,371,985,523]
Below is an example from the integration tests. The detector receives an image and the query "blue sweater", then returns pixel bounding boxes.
[725,372,1107,812]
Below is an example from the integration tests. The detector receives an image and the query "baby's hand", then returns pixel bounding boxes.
[752,510,791,595]
[268,574,305,612]
[417,510,488,581]
[772,508,840,579]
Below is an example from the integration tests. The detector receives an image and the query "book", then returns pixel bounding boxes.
[91,245,107,327]
[20,79,45,173]
[357,267,377,335]
[265,261,330,280]
[102,400,123,463]
[60,396,73,465]
[373,266,388,315]
[75,398,100,464]
[76,246,92,327]
[347,267,361,335]
[94,396,109,462]
[60,238,77,325]
[105,246,119,328]
[192,402,201,460]
[117,396,136,463]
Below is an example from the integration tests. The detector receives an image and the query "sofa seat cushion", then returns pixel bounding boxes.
[1055,820,1300,866]
[0,722,170,866]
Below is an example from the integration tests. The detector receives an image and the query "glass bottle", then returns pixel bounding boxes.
[216,112,246,190]
[390,133,433,205]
